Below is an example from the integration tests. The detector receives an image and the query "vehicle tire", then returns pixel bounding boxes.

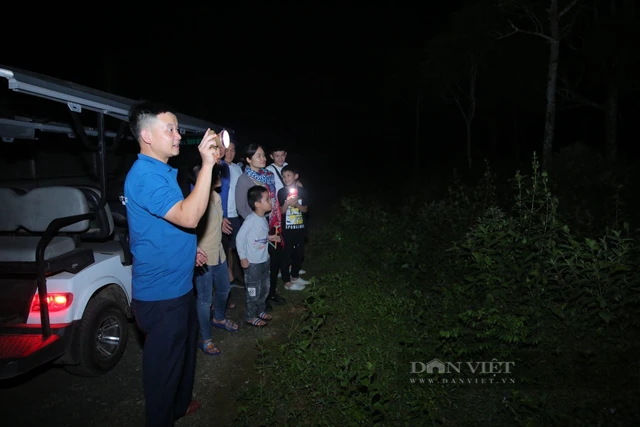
[64,296,128,377]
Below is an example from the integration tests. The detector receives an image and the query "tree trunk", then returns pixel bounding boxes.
[453,94,475,170]
[604,0,619,163]
[415,93,421,177]
[490,117,498,160]
[466,59,478,170]
[466,122,472,169]
[513,105,520,164]
[542,0,560,171]
[605,72,619,163]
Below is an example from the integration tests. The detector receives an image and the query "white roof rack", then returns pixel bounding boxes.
[0,65,232,135]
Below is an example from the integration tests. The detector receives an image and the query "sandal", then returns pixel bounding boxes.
[211,318,239,332]
[199,340,221,356]
[247,318,268,327]
[258,311,272,321]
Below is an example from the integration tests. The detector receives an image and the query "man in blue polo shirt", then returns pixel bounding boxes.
[124,100,220,427]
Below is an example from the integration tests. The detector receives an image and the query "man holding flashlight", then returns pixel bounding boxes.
[124,101,220,426]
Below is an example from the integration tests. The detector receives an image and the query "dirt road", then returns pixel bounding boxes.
[0,288,308,427]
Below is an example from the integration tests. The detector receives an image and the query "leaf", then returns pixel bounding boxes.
[316,306,332,315]
[298,340,312,350]
[372,402,386,412]
[550,306,565,320]
[599,311,612,324]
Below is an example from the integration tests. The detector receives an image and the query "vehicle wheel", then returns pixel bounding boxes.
[65,296,128,377]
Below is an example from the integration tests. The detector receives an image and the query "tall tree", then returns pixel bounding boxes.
[496,0,581,171]
[558,0,639,163]
[421,2,498,170]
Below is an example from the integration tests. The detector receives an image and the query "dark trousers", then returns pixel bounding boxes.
[284,231,305,278]
[244,260,270,320]
[268,244,287,297]
[132,290,198,427]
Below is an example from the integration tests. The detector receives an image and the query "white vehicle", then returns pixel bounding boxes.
[0,66,232,379]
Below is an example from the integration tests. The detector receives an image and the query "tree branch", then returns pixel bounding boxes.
[560,3,581,40]
[496,19,554,42]
[494,25,519,39]
[452,93,470,125]
[557,84,604,110]
[559,0,579,18]
[557,103,594,112]
[453,81,469,98]
[524,6,544,34]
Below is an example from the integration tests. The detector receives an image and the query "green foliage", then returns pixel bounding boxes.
[233,153,640,426]
[233,275,444,426]
[438,153,638,360]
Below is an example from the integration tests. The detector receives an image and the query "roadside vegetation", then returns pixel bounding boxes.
[232,145,640,426]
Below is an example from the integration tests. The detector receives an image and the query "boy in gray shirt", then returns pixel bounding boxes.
[236,185,281,327]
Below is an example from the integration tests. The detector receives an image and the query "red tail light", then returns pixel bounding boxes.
[30,293,74,313]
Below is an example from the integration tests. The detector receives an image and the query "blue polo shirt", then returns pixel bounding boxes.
[124,154,196,301]
[220,161,230,217]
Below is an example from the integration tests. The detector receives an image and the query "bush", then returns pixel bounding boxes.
[233,153,640,426]
[437,154,639,359]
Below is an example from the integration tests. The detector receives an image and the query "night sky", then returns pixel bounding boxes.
[1,3,462,206]
[3,4,457,142]
[2,1,638,205]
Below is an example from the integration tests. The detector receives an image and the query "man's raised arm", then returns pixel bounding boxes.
[165,130,220,228]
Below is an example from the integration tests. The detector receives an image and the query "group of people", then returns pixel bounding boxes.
[123,101,311,426]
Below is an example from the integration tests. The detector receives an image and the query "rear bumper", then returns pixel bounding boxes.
[0,322,76,380]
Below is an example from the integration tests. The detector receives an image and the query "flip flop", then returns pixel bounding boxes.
[247,318,268,327]
[211,318,239,332]
[199,341,221,356]
[258,311,273,321]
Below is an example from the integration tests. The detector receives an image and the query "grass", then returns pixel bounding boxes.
[229,160,640,426]
[230,231,639,426]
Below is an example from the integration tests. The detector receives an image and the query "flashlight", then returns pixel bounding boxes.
[220,129,230,148]
[208,129,231,150]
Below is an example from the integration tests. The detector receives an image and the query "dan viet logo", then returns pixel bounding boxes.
[409,358,516,385]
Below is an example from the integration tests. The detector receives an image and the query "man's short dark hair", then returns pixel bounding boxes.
[247,185,268,211]
[128,100,175,141]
